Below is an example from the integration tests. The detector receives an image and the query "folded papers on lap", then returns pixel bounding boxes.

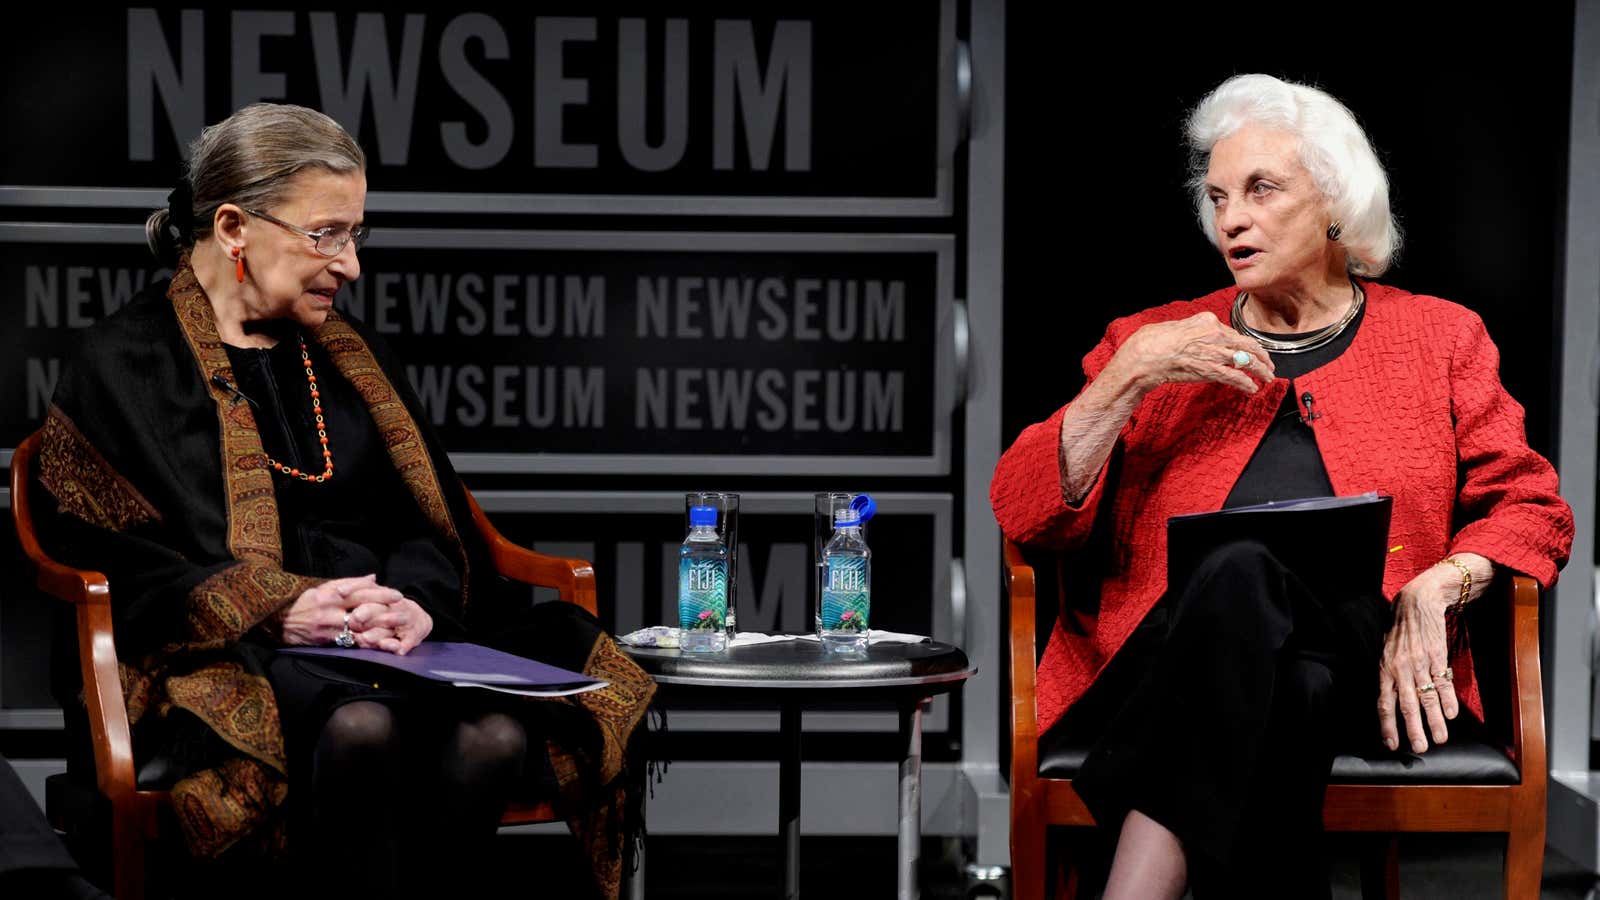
[1166,492,1393,598]
[282,641,608,697]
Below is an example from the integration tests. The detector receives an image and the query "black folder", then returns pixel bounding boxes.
[1166,493,1393,598]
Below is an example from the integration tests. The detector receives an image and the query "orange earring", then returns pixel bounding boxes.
[232,247,245,283]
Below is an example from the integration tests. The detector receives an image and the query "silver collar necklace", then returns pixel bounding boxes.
[1231,280,1365,354]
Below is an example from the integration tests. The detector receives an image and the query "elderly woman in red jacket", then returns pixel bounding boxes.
[990,73,1573,899]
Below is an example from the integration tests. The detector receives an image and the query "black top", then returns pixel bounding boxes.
[1223,298,1366,509]
[223,321,465,634]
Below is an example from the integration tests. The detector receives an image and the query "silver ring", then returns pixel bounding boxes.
[334,613,356,649]
[1231,350,1252,368]
[1418,682,1437,694]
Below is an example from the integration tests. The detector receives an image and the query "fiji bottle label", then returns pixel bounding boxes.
[679,559,728,631]
[821,557,870,631]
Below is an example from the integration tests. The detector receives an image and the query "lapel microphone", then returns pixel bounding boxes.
[1300,391,1322,425]
[211,373,260,409]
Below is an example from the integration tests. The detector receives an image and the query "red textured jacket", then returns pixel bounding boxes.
[991,282,1574,735]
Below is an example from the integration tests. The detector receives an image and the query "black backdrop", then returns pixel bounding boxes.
[1002,6,1575,461]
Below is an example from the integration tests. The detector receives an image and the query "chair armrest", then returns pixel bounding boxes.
[1005,539,1041,789]
[1505,574,1544,779]
[77,598,140,805]
[465,491,598,616]
[10,435,113,607]
[10,432,139,805]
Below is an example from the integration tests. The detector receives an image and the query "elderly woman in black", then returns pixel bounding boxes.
[35,103,652,900]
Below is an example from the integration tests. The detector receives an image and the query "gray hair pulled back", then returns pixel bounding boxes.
[145,103,366,266]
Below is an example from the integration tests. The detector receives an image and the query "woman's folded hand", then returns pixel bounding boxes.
[279,574,402,647]
[350,596,434,656]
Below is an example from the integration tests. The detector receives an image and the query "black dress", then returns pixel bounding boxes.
[220,322,529,812]
[1041,304,1396,899]
[222,319,467,632]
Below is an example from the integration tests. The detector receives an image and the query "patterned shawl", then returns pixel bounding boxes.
[35,257,654,897]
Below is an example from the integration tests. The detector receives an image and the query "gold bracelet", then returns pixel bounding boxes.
[1442,556,1472,613]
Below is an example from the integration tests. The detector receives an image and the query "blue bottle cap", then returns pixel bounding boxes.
[850,493,876,522]
[689,505,718,527]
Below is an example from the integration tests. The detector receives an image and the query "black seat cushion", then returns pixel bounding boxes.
[1038,737,1517,785]
[46,755,179,820]
[136,755,184,791]
[1037,741,1093,780]
[1328,741,1518,784]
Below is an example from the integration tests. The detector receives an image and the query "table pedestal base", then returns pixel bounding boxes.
[781,705,802,899]
[897,701,923,900]
[774,700,925,899]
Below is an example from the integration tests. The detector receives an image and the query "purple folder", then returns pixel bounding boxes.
[281,641,607,697]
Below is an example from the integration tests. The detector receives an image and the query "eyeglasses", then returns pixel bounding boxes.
[243,207,369,257]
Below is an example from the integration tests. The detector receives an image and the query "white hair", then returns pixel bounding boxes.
[1185,74,1400,277]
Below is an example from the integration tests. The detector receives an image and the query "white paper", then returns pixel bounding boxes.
[728,632,798,647]
[796,629,930,644]
[618,627,801,649]
[453,680,610,698]
[618,626,679,648]
[431,670,525,683]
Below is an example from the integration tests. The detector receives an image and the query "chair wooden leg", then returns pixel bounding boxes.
[1357,835,1399,900]
[1012,817,1046,900]
[1505,826,1545,900]
[1055,851,1080,900]
[112,809,146,900]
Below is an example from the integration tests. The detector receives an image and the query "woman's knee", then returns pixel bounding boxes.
[1173,539,1284,622]
[448,712,528,772]
[317,700,401,759]
[1191,539,1279,590]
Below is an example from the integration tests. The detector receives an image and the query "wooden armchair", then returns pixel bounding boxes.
[1005,538,1546,900]
[10,429,600,900]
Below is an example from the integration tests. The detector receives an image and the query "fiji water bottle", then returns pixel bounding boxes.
[679,505,729,652]
[820,508,871,652]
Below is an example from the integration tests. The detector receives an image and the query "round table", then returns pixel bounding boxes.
[625,638,974,900]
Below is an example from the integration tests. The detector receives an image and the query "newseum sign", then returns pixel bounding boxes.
[2,227,956,475]
[1,5,957,215]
